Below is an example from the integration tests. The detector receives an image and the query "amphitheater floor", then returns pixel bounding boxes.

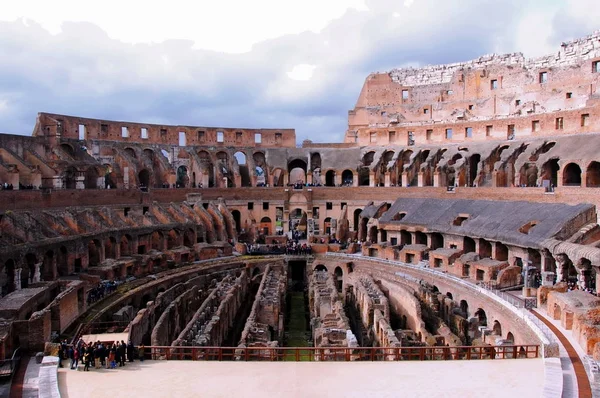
[57,358,545,398]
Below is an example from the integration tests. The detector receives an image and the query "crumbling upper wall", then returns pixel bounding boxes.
[347,30,600,145]
[33,112,296,148]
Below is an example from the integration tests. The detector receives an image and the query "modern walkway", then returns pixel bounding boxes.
[530,310,592,398]
[58,359,545,398]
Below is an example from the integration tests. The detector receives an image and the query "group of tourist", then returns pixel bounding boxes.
[60,339,145,371]
[1,182,15,190]
[285,241,312,255]
[86,280,119,305]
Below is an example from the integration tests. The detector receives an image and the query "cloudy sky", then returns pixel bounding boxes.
[0,0,599,142]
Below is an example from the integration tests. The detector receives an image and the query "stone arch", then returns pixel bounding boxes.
[234,151,252,187]
[563,162,582,186]
[311,152,322,171]
[138,169,151,188]
[24,253,37,287]
[288,158,307,185]
[342,170,354,186]
[314,264,328,272]
[586,161,600,187]
[415,231,427,245]
[353,209,362,232]
[1,259,16,295]
[151,231,164,251]
[260,217,272,235]
[368,226,378,243]
[231,210,242,233]
[400,230,412,245]
[88,239,102,266]
[463,237,476,253]
[334,266,343,292]
[183,229,195,247]
[459,300,469,318]
[479,238,492,258]
[124,147,137,159]
[359,151,375,186]
[474,308,487,326]
[540,159,559,187]
[167,230,180,249]
[176,165,189,188]
[271,168,284,187]
[60,143,75,157]
[446,292,453,300]
[506,332,514,343]
[64,166,78,189]
[42,250,54,281]
[198,150,215,188]
[492,320,502,336]
[57,246,69,277]
[552,303,562,320]
[105,236,117,259]
[468,154,481,186]
[495,242,508,261]
[430,233,444,249]
[120,235,132,256]
[519,163,539,187]
[325,170,336,187]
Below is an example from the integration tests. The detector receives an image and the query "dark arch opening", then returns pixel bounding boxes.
[325,170,336,187]
[334,266,343,292]
[541,159,559,187]
[469,154,481,187]
[563,163,582,186]
[176,165,188,188]
[463,237,476,253]
[342,170,354,186]
[231,210,242,233]
[586,161,600,187]
[430,233,444,249]
[138,169,150,188]
[314,264,327,272]
[353,209,362,232]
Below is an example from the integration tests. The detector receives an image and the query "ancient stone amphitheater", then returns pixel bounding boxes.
[3,30,600,397]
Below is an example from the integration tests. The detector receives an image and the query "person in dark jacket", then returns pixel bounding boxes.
[119,340,126,366]
[127,341,134,362]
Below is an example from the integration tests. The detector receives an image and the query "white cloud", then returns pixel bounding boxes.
[1,0,369,53]
[0,0,597,143]
[287,64,317,81]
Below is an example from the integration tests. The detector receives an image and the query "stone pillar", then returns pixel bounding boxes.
[76,173,85,190]
[283,173,289,187]
[14,268,21,291]
[417,172,424,187]
[582,170,588,188]
[306,171,313,185]
[433,172,441,188]
[53,176,63,189]
[384,173,391,187]
[369,171,376,187]
[33,263,41,283]
[401,173,409,188]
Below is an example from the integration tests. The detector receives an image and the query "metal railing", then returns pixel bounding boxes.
[0,347,21,379]
[142,344,539,361]
[325,253,558,347]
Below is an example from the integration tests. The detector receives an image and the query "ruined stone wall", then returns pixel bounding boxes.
[150,275,217,347]
[347,30,600,145]
[309,270,358,348]
[238,263,287,347]
[49,281,84,334]
[347,273,401,348]
[33,112,296,148]
[174,271,249,346]
[354,259,540,345]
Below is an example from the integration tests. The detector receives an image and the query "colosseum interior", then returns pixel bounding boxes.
[3,29,600,397]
